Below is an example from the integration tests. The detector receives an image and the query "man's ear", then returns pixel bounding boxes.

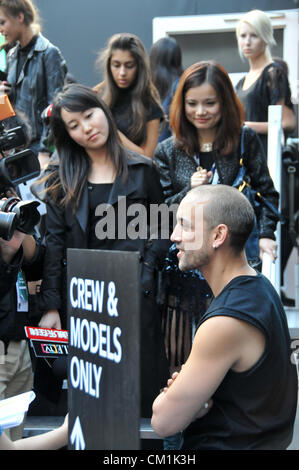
[17,12,25,24]
[212,224,229,249]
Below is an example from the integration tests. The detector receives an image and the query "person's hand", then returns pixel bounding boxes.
[161,367,213,420]
[0,81,12,96]
[259,238,278,262]
[161,365,185,393]
[161,371,180,393]
[62,413,68,431]
[39,309,62,329]
[57,414,69,447]
[0,230,26,263]
[190,168,213,188]
[38,152,50,169]
[4,187,18,199]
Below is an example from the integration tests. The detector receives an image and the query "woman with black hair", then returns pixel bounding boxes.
[37,84,169,418]
[149,36,183,142]
[149,36,183,104]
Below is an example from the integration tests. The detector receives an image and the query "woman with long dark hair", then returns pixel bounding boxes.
[94,32,164,158]
[149,36,183,142]
[154,60,279,371]
[37,83,169,418]
[149,36,183,103]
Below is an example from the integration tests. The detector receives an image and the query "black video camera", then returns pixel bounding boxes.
[0,96,41,240]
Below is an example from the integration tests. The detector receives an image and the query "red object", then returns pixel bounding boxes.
[41,103,53,119]
[24,326,68,343]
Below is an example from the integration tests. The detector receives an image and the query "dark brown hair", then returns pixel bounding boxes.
[95,33,163,146]
[170,61,245,156]
[149,36,183,102]
[190,184,255,254]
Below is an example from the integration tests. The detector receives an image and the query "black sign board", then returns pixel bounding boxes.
[67,249,140,450]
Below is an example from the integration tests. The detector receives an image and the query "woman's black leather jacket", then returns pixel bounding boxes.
[6,33,67,153]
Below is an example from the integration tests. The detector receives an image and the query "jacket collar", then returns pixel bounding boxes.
[11,33,49,55]
[30,33,49,52]
[8,33,48,85]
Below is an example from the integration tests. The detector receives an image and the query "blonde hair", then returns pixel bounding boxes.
[236,9,276,61]
[0,0,41,34]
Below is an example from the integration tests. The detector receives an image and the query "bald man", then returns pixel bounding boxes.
[152,185,297,450]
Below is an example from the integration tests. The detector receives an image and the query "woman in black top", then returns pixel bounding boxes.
[37,84,169,417]
[149,36,183,142]
[154,60,279,370]
[94,33,164,158]
[235,9,296,153]
[235,10,297,301]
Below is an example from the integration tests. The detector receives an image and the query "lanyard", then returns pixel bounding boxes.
[194,154,219,185]
[16,270,28,312]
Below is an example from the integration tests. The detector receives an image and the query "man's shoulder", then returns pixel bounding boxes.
[222,273,275,302]
[192,315,253,369]
[196,315,248,339]
[211,273,270,305]
[193,311,266,376]
[199,273,283,338]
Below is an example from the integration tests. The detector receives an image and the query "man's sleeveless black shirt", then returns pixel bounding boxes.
[182,273,298,450]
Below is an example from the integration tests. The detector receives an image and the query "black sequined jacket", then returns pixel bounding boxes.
[153,127,279,240]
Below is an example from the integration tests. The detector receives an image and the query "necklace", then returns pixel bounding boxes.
[200,142,213,152]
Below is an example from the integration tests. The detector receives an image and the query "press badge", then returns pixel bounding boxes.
[16,271,28,312]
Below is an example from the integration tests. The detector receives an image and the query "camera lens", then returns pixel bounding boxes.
[0,211,17,240]
[0,197,40,237]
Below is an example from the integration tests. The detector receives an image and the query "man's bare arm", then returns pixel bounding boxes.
[151,316,259,437]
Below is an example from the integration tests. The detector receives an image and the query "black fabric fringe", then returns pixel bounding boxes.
[159,245,213,369]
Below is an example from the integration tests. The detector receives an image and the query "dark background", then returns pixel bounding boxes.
[34,0,298,87]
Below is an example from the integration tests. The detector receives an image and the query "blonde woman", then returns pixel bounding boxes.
[235,9,295,153]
